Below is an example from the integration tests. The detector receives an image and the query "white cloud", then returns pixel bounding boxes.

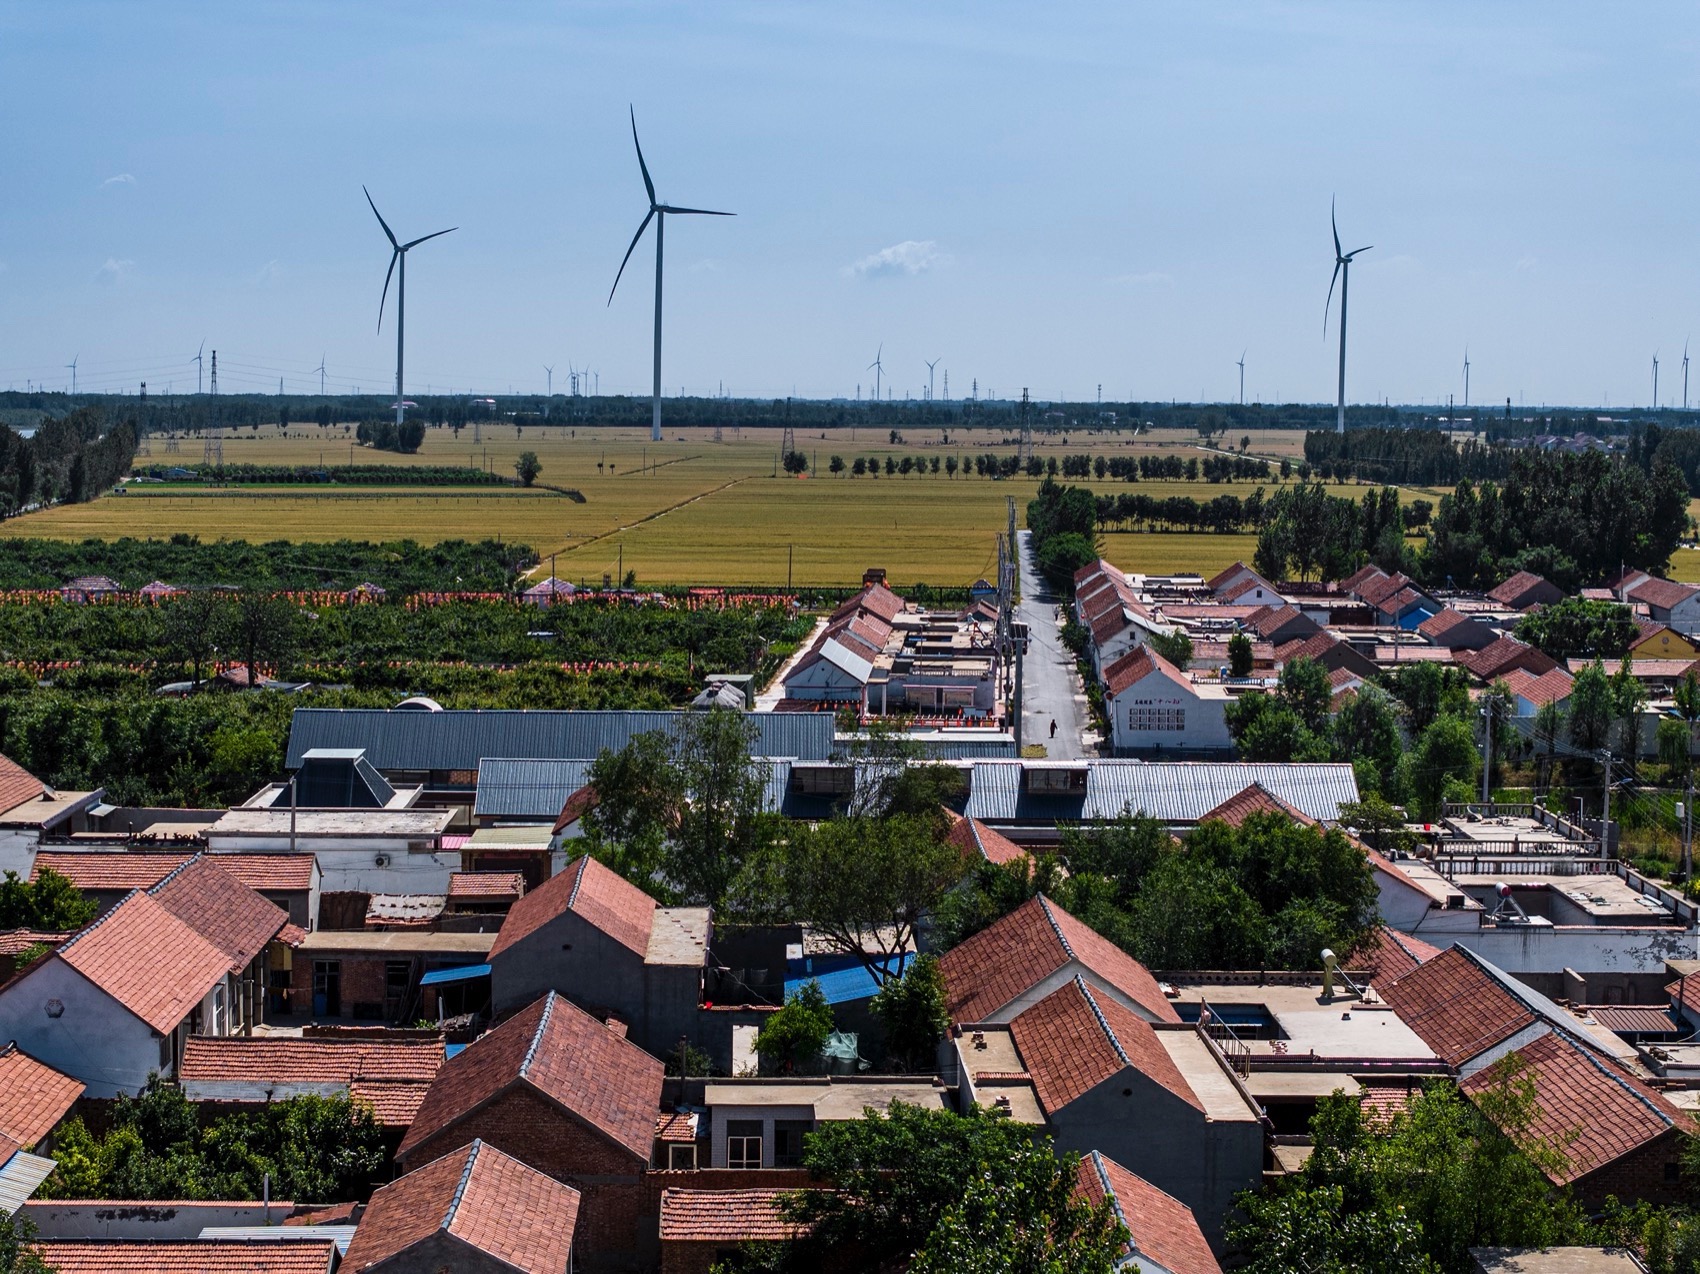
[1515,254,1538,272]
[1109,270,1173,288]
[101,173,135,188]
[689,258,723,274]
[95,257,134,285]
[844,239,946,279]
[252,259,283,285]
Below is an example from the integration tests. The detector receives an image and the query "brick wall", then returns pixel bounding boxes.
[1574,1130,1688,1208]
[288,954,392,1020]
[399,1086,647,1267]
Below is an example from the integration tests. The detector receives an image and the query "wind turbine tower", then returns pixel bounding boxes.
[1462,348,1471,412]
[193,342,205,394]
[867,345,885,404]
[364,186,457,428]
[1684,341,1691,411]
[65,355,77,395]
[926,358,940,402]
[1324,200,1372,435]
[1236,351,1245,406]
[608,107,734,443]
[315,355,327,396]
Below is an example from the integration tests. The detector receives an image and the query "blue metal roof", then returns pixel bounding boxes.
[286,708,837,771]
[962,760,1361,824]
[419,963,491,986]
[785,955,910,1005]
[475,759,593,819]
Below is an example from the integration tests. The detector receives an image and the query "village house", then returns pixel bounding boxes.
[1486,571,1565,611]
[395,991,662,1268]
[1075,1150,1223,1274]
[951,975,1264,1252]
[30,850,320,929]
[0,754,104,879]
[285,929,494,1022]
[487,855,710,1064]
[0,856,289,1096]
[32,1239,340,1273]
[1627,578,1700,637]
[1101,646,1234,755]
[343,1138,581,1273]
[658,1188,816,1274]
[700,1077,949,1170]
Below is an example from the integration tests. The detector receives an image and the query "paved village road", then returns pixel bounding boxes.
[1015,530,1096,758]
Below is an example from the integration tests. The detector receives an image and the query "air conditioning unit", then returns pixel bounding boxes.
[374,853,391,868]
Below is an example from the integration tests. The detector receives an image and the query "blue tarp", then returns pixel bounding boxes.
[419,963,492,986]
[785,955,910,1006]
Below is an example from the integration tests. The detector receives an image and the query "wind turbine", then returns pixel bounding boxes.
[1323,199,1372,435]
[1236,351,1246,406]
[925,357,940,402]
[1684,341,1691,411]
[1653,352,1661,411]
[364,186,456,428]
[868,345,885,403]
[193,342,205,394]
[544,365,554,397]
[315,355,327,396]
[65,355,78,395]
[1462,347,1470,412]
[608,107,734,443]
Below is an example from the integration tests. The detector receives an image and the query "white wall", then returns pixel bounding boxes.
[206,840,461,894]
[0,960,160,1098]
[1107,674,1231,753]
[1441,923,1698,974]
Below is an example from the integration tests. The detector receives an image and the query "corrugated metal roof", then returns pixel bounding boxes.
[962,761,1361,824]
[199,1227,357,1256]
[475,759,593,819]
[287,709,836,770]
[0,1150,55,1215]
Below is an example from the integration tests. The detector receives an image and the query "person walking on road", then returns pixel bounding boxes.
[1049,719,1058,740]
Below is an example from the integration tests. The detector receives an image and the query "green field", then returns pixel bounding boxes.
[0,423,1383,586]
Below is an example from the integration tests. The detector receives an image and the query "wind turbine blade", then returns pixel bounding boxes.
[1324,260,1341,337]
[364,186,399,248]
[607,208,656,305]
[378,248,399,334]
[656,205,734,217]
[1350,244,1373,256]
[630,106,656,207]
[403,226,457,249]
[1331,197,1341,262]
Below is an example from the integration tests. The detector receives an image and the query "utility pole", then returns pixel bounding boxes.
[1480,697,1494,804]
[1598,748,1614,855]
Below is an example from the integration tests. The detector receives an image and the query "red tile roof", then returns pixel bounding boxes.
[1243,603,1316,640]
[1460,1030,1697,1186]
[940,895,1179,1026]
[0,1043,82,1144]
[489,854,655,960]
[831,582,905,624]
[1198,782,1315,828]
[182,1034,444,1085]
[1340,564,1390,594]
[552,783,599,833]
[208,854,319,892]
[1629,577,1700,613]
[396,991,663,1164]
[445,872,526,902]
[1347,924,1443,984]
[0,929,68,957]
[1010,977,1201,1116]
[343,1139,580,1274]
[32,1241,338,1273]
[1076,1150,1221,1274]
[1498,666,1575,708]
[1359,1075,1425,1128]
[1204,562,1251,591]
[1418,608,1496,647]
[1219,575,1276,603]
[1487,570,1559,609]
[1375,586,1429,617]
[1274,631,1344,666]
[1378,946,1536,1068]
[655,1111,698,1143]
[1356,572,1414,607]
[31,851,191,892]
[1457,636,1558,680]
[349,1079,432,1127]
[0,755,45,818]
[659,1188,812,1243]
[945,813,1028,867]
[1103,645,1192,700]
[148,855,288,972]
[54,891,233,1034]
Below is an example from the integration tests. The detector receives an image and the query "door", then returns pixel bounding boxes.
[312,960,341,1017]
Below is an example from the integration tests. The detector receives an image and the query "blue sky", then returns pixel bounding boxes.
[2,3,1697,408]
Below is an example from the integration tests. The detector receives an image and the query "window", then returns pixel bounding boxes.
[792,766,854,797]
[210,983,227,1036]
[1024,767,1087,795]
[667,1144,698,1170]
[1127,706,1186,732]
[773,1120,813,1167]
[727,1119,763,1169]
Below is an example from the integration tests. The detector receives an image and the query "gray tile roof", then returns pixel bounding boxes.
[286,708,836,773]
[476,756,793,821]
[962,760,1360,824]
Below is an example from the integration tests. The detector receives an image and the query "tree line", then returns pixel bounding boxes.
[1303,427,1513,486]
